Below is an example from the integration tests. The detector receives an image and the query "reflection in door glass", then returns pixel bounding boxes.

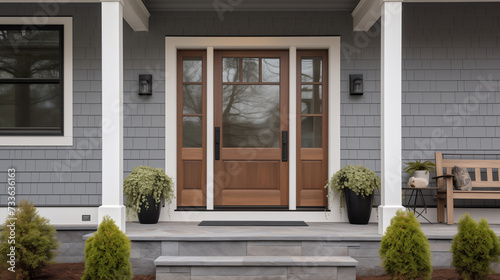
[183,58,202,82]
[301,57,323,82]
[262,58,280,83]
[301,85,322,114]
[183,85,203,114]
[242,58,259,82]
[222,58,239,82]
[301,116,322,148]
[183,116,202,147]
[222,85,280,148]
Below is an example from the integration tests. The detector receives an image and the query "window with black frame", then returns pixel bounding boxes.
[0,25,64,136]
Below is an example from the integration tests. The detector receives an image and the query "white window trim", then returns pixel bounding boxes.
[0,17,73,146]
[165,37,341,218]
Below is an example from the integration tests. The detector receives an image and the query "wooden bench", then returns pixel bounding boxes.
[435,152,500,224]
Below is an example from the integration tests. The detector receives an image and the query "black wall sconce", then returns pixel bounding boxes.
[349,74,364,95]
[138,74,152,95]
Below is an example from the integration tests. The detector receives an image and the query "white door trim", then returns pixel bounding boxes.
[165,36,342,221]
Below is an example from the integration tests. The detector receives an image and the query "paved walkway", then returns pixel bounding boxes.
[123,222,500,241]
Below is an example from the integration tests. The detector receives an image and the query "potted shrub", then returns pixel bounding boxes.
[403,160,436,183]
[325,164,381,224]
[123,166,174,224]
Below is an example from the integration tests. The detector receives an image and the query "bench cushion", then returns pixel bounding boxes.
[452,166,472,191]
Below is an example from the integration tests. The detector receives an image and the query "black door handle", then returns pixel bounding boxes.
[282,131,288,162]
[215,127,220,160]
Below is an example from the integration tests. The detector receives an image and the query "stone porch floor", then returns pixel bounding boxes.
[123,221,500,241]
[87,221,500,276]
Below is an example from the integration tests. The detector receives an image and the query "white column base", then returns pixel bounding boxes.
[98,205,126,232]
[378,205,404,235]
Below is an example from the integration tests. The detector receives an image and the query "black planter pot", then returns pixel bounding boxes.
[344,188,373,225]
[137,196,161,224]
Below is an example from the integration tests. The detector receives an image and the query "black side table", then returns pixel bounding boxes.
[402,187,440,224]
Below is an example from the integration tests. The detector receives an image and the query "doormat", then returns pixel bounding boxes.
[198,221,308,226]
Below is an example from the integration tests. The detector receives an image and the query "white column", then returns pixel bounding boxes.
[98,0,126,231]
[206,47,215,210]
[328,40,341,213]
[379,1,404,235]
[288,47,297,210]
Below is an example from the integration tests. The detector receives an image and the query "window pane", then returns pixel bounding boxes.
[183,58,202,82]
[242,58,259,82]
[301,85,322,114]
[222,57,239,82]
[0,28,61,79]
[222,85,280,148]
[262,58,280,82]
[183,85,202,114]
[0,84,61,128]
[183,116,202,147]
[301,116,322,148]
[301,57,323,82]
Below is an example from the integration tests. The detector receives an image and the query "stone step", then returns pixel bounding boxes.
[155,256,358,280]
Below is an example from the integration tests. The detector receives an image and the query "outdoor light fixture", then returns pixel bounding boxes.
[349,74,364,95]
[138,74,152,95]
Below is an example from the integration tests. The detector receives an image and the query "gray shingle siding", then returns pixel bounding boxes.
[401,3,500,207]
[0,3,103,206]
[0,3,498,208]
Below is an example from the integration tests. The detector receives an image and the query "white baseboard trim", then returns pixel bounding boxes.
[0,207,98,226]
[1,206,498,225]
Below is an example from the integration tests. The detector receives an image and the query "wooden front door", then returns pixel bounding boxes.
[214,50,289,207]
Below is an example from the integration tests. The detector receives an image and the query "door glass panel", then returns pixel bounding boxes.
[242,58,259,82]
[183,58,202,83]
[262,58,280,83]
[301,85,322,114]
[301,57,323,82]
[301,116,322,148]
[222,85,280,148]
[183,85,202,114]
[222,57,239,82]
[183,116,202,147]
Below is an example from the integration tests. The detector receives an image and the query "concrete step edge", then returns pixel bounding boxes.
[154,256,358,267]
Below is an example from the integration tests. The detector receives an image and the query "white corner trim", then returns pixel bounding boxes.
[206,47,215,210]
[0,17,73,146]
[164,36,341,220]
[288,46,297,211]
[328,38,342,212]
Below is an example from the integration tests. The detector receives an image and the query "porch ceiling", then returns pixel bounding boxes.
[142,0,361,12]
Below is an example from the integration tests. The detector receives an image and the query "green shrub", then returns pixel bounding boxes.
[123,165,174,218]
[451,213,500,280]
[82,216,132,280]
[0,200,59,280]
[379,210,432,280]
